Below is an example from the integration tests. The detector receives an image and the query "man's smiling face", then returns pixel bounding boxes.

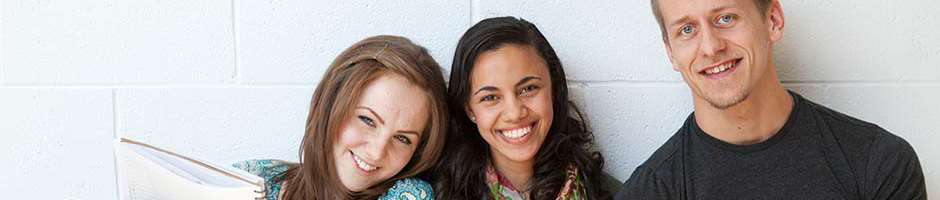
[659,0,782,109]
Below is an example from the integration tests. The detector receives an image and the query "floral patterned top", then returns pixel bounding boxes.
[232,159,433,200]
[486,163,586,200]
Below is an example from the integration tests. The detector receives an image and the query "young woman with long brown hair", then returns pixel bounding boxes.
[234,35,447,200]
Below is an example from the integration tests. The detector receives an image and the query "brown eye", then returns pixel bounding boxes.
[519,85,538,95]
[481,95,499,102]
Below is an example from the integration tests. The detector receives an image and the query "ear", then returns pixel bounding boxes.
[767,0,785,42]
[663,36,679,72]
[464,105,476,123]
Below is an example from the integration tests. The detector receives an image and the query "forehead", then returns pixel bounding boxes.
[658,0,754,21]
[469,44,550,87]
[356,73,429,129]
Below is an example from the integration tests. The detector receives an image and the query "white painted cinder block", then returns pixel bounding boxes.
[476,0,678,82]
[117,87,313,166]
[0,89,115,200]
[0,0,235,84]
[775,1,940,82]
[236,0,470,84]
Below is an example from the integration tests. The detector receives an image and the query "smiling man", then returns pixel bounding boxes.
[615,0,926,199]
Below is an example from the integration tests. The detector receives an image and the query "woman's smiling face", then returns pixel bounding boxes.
[332,73,429,192]
[466,44,554,166]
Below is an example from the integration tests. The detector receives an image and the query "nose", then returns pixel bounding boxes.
[699,26,726,58]
[501,96,529,123]
[364,132,390,161]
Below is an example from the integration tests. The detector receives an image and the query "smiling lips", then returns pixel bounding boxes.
[498,123,534,139]
[351,151,378,172]
[701,58,740,75]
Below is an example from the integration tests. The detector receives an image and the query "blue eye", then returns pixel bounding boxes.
[680,25,695,35]
[394,135,412,145]
[717,14,735,25]
[358,115,375,127]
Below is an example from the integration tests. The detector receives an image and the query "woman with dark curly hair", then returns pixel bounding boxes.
[427,16,621,199]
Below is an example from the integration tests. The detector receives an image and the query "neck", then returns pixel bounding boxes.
[693,73,793,145]
[491,152,534,193]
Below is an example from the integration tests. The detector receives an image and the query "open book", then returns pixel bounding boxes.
[114,138,265,200]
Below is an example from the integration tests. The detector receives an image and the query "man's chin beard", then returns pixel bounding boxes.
[706,92,750,110]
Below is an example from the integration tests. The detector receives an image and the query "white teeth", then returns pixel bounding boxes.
[352,153,377,171]
[704,61,735,75]
[500,125,532,139]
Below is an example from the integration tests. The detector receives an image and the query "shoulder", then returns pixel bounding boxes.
[799,95,880,132]
[379,178,433,200]
[795,93,925,197]
[796,94,916,160]
[231,159,290,180]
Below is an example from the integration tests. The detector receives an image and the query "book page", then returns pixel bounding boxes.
[122,139,262,188]
[117,142,263,200]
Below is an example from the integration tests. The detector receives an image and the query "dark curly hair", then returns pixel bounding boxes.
[426,16,610,199]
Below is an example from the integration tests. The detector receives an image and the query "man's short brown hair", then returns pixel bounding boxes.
[651,0,774,37]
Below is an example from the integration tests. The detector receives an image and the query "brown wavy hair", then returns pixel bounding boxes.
[274,35,448,199]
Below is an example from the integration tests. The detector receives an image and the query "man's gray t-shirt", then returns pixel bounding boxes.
[615,92,926,199]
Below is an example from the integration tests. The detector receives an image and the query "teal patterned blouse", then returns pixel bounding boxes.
[232,159,433,200]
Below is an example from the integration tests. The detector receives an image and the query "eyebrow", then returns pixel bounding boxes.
[397,130,420,137]
[358,106,422,136]
[356,106,385,124]
[666,6,732,29]
[472,76,543,96]
[473,86,498,96]
[667,16,692,29]
[515,76,542,87]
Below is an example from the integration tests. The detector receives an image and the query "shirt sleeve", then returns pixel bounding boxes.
[231,159,283,176]
[378,178,434,200]
[863,129,927,200]
[615,165,671,200]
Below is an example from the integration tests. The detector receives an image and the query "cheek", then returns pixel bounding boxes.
[672,42,698,67]
[385,146,416,172]
[471,106,498,130]
[529,92,555,124]
[333,124,364,154]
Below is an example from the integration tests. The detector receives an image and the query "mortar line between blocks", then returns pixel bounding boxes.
[470,0,481,24]
[112,89,119,139]
[0,83,317,88]
[112,88,121,199]
[1,7,3,85]
[566,80,940,86]
[231,0,241,84]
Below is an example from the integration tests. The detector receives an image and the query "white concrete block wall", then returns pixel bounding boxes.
[0,1,937,199]
[0,89,115,199]
[3,0,236,84]
[117,87,313,164]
